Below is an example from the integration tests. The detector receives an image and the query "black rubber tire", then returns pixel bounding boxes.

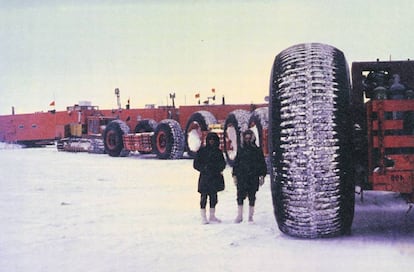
[134,119,157,133]
[153,119,185,159]
[248,106,269,148]
[224,109,250,166]
[103,120,130,157]
[269,43,355,238]
[134,119,157,154]
[185,111,217,158]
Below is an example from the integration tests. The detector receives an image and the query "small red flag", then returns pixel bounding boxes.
[49,101,55,106]
[211,88,215,93]
[195,93,200,99]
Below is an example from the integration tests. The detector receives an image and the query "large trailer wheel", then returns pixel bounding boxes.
[185,111,217,158]
[269,43,355,238]
[103,120,130,157]
[224,109,250,166]
[153,119,185,159]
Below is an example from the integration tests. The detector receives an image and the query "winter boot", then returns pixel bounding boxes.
[234,205,243,223]
[248,206,254,223]
[209,208,221,223]
[200,209,209,224]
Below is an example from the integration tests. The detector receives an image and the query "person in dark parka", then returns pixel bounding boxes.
[193,132,226,224]
[232,129,267,223]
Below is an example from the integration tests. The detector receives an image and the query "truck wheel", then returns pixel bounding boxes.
[185,111,217,158]
[103,120,130,157]
[134,119,157,154]
[224,109,250,166]
[153,119,185,159]
[269,43,355,238]
[249,106,268,148]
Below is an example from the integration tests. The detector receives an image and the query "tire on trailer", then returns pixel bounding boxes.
[224,109,250,166]
[185,111,217,158]
[103,120,130,157]
[134,119,158,154]
[269,43,355,238]
[153,119,185,159]
[248,106,269,148]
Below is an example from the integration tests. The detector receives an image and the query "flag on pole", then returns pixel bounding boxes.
[211,88,215,93]
[49,101,55,106]
[195,93,200,99]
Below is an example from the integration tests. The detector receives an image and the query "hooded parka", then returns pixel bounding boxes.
[193,133,226,194]
[232,137,267,192]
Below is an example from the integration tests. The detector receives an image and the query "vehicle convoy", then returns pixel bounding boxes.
[0,42,413,239]
[0,89,268,165]
[269,43,414,238]
[101,101,269,165]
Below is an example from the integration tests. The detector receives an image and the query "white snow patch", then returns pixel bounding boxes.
[0,142,23,149]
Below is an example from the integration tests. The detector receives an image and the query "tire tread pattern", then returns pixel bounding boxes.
[270,43,354,238]
[154,119,185,159]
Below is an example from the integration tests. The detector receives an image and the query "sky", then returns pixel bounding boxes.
[1,0,413,115]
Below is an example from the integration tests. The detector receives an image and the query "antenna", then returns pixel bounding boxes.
[114,88,121,110]
[169,92,176,108]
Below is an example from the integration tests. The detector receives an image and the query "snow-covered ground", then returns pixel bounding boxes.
[0,145,413,272]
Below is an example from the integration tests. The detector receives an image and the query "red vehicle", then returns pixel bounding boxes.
[0,97,268,165]
[101,102,268,166]
[352,61,414,198]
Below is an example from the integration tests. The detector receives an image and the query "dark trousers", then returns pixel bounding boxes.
[237,187,257,206]
[200,193,218,209]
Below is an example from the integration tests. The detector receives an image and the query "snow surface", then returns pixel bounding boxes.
[0,145,413,272]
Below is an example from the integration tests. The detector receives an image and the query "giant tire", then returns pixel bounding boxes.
[224,109,250,166]
[185,111,217,158]
[153,119,185,159]
[269,43,355,238]
[103,120,130,157]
